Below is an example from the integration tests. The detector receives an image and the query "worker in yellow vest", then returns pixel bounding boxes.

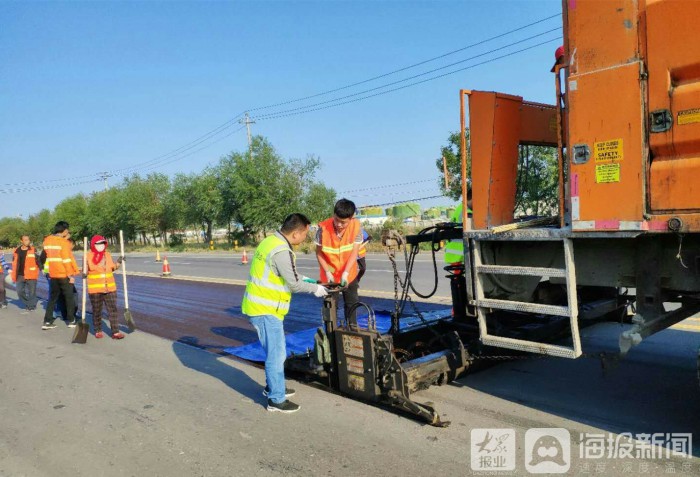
[85,235,124,339]
[242,213,328,413]
[444,193,473,267]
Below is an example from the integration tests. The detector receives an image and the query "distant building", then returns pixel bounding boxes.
[356,214,389,227]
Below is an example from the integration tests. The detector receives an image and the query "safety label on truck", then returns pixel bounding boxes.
[595,163,620,183]
[594,139,623,162]
[678,108,700,126]
[345,357,365,375]
[342,334,365,358]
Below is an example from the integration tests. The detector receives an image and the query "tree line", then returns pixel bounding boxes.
[0,137,336,247]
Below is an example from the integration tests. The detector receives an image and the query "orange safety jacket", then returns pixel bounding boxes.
[317,217,361,284]
[12,246,39,281]
[42,235,79,279]
[86,251,117,294]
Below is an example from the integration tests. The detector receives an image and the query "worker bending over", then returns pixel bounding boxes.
[242,213,328,413]
[315,198,364,326]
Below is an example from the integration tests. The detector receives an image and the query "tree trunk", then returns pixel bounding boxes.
[206,221,213,244]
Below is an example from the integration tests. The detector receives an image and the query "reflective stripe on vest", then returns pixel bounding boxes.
[12,246,40,281]
[42,235,78,278]
[241,235,293,320]
[318,217,361,284]
[86,251,117,294]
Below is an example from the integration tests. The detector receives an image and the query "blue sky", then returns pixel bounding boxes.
[0,0,562,219]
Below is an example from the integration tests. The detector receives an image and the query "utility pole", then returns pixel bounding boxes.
[99,172,112,191]
[238,112,256,158]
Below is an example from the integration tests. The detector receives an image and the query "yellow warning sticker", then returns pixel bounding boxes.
[678,108,700,126]
[596,163,620,183]
[594,139,623,162]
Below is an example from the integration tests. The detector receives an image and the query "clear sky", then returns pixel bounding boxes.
[0,0,562,219]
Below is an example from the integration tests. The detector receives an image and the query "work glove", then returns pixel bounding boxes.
[325,269,335,283]
[301,276,317,284]
[82,273,87,279]
[340,271,349,287]
[117,256,125,264]
[314,285,329,298]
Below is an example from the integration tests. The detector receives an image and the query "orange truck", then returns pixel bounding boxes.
[459,0,700,360]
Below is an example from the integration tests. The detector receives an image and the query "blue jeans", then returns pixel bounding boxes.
[249,314,287,404]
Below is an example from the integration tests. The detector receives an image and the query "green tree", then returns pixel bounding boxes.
[436,130,471,201]
[0,216,26,247]
[53,194,89,239]
[514,145,559,216]
[436,130,559,217]
[171,170,223,242]
[303,183,336,223]
[222,136,334,236]
[25,209,54,244]
[120,173,171,244]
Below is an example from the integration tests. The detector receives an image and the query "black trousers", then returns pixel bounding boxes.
[57,284,79,320]
[342,279,360,326]
[44,278,75,324]
[356,257,366,283]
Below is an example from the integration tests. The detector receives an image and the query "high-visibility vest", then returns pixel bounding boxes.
[86,251,117,294]
[444,203,472,265]
[241,235,293,320]
[12,246,39,281]
[317,217,361,284]
[42,235,79,279]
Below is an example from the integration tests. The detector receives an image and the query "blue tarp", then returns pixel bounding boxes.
[224,308,451,362]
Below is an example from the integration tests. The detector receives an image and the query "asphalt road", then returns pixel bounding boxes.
[118,251,453,303]
[1,286,699,476]
[4,250,700,475]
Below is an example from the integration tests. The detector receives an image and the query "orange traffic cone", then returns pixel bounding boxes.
[155,249,162,262]
[161,256,172,277]
[241,249,249,265]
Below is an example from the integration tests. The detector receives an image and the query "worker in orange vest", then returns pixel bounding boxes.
[13,235,39,313]
[42,221,79,330]
[315,198,365,325]
[85,235,124,339]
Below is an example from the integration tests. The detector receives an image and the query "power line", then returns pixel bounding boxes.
[0,177,102,195]
[247,13,561,113]
[350,188,442,199]
[111,113,246,176]
[360,195,446,208]
[251,37,561,122]
[123,125,247,176]
[111,19,560,176]
[5,15,562,189]
[252,28,560,121]
[340,177,438,194]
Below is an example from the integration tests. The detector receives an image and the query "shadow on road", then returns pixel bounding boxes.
[172,336,264,406]
[453,325,700,457]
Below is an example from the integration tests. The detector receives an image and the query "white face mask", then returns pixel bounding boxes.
[95,243,106,252]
